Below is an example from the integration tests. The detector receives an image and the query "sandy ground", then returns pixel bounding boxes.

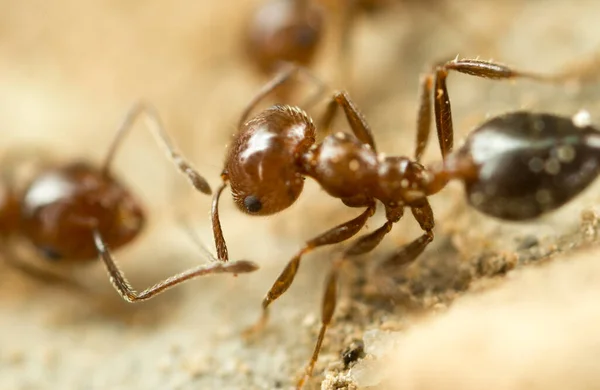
[2,0,600,389]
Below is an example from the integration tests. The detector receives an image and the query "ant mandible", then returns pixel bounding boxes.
[0,103,257,301]
[208,57,587,388]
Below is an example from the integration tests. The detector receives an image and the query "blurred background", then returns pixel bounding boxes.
[1,0,600,389]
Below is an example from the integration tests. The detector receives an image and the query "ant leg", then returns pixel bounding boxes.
[93,230,258,302]
[102,102,211,195]
[296,260,340,389]
[296,204,404,388]
[414,74,434,162]
[243,203,376,336]
[318,91,377,152]
[239,63,329,127]
[418,58,560,160]
[378,200,435,271]
[211,179,230,262]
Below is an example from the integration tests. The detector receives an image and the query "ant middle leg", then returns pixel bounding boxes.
[243,202,376,337]
[378,199,435,271]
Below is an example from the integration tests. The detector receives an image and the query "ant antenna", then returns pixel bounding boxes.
[93,229,258,302]
[177,216,220,263]
[102,102,212,195]
[239,63,330,127]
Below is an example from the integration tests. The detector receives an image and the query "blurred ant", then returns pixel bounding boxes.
[243,0,393,95]
[244,0,479,91]
[207,59,585,387]
[0,103,257,301]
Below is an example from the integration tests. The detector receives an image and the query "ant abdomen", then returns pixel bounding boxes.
[451,112,600,220]
[227,105,315,215]
[20,162,144,261]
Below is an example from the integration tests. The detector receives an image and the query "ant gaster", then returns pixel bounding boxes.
[209,59,584,388]
[0,103,257,301]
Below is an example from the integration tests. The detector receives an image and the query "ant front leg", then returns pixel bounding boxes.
[415,58,559,161]
[94,230,258,302]
[243,203,376,337]
[319,90,377,151]
[103,102,211,195]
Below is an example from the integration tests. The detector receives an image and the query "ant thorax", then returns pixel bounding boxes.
[301,131,428,208]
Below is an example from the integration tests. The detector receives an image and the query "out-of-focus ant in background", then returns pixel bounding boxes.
[243,0,482,96]
[242,0,398,100]
[204,59,595,387]
[0,103,257,301]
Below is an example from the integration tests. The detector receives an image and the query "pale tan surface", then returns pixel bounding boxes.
[1,1,600,390]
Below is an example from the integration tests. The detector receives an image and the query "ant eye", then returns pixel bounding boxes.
[38,246,63,261]
[244,195,263,213]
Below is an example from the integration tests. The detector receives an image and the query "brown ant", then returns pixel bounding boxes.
[0,102,257,301]
[243,0,478,89]
[244,0,325,76]
[243,0,384,94]
[207,59,586,387]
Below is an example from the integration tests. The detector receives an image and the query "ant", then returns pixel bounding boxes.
[243,0,390,93]
[244,0,325,77]
[207,59,585,388]
[0,102,257,301]
[243,0,479,90]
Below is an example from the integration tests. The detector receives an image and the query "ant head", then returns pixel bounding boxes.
[226,107,314,216]
[20,162,145,261]
[245,0,325,74]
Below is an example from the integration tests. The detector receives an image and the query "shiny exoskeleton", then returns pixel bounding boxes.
[443,112,600,221]
[1,103,257,301]
[206,58,579,388]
